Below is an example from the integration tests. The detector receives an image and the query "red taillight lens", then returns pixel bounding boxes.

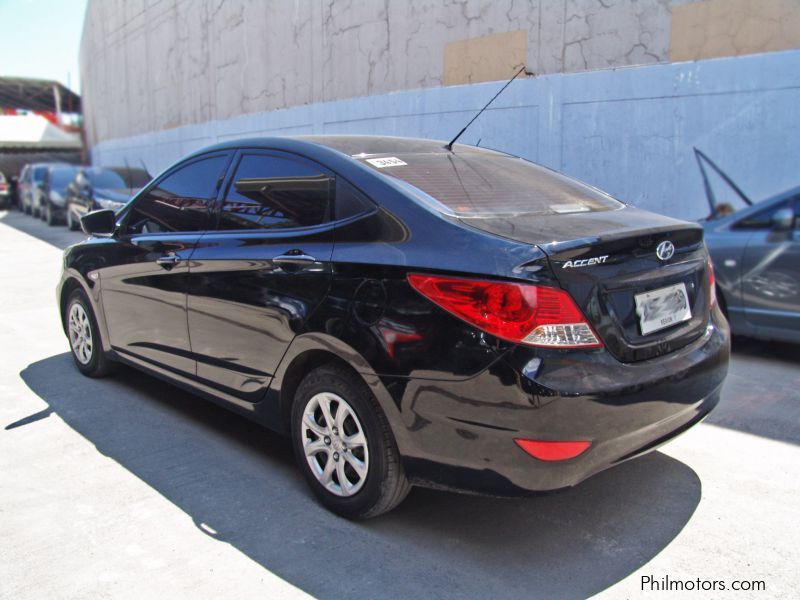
[514,439,592,461]
[407,273,602,348]
[707,256,717,307]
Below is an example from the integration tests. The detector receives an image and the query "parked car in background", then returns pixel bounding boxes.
[694,148,800,343]
[704,188,800,344]
[65,166,150,230]
[58,136,729,518]
[41,165,79,226]
[0,171,10,209]
[19,162,67,217]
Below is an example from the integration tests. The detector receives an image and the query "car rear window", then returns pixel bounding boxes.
[359,152,622,216]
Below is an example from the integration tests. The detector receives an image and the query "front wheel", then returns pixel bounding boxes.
[291,364,410,518]
[65,289,116,377]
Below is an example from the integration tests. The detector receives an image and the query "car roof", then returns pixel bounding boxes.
[192,135,504,159]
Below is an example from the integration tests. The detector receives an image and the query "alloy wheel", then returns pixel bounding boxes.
[301,392,369,497]
[68,302,93,365]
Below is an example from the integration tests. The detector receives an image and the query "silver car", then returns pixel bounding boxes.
[703,188,800,343]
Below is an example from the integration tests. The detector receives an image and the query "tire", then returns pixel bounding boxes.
[45,202,57,226]
[65,289,116,377]
[66,205,79,230]
[291,364,410,519]
[24,202,31,215]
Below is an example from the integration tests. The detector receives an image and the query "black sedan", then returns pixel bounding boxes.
[58,136,729,518]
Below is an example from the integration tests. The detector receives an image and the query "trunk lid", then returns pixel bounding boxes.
[459,206,711,362]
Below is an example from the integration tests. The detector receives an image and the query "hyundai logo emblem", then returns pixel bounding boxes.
[656,240,675,261]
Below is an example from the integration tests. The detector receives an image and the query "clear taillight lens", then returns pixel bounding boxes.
[407,273,602,348]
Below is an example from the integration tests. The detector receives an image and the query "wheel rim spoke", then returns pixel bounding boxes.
[320,454,335,487]
[336,459,351,494]
[343,452,367,480]
[304,438,328,457]
[343,431,366,449]
[303,413,328,438]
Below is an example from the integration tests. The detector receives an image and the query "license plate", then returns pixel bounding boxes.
[634,282,692,335]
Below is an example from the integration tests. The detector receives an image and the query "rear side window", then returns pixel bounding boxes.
[733,198,795,230]
[360,152,622,217]
[126,154,229,233]
[219,154,332,230]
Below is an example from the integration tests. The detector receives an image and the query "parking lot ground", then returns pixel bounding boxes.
[1,208,798,599]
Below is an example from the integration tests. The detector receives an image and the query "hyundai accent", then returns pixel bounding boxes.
[57,136,730,518]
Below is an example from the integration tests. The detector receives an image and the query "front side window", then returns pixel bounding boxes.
[125,154,229,233]
[733,199,792,230]
[219,154,332,230]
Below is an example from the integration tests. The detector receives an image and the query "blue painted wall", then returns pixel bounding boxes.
[92,49,800,221]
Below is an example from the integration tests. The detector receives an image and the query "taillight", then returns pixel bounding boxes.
[407,273,602,348]
[707,256,717,307]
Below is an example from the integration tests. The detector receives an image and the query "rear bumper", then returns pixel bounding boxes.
[390,308,730,495]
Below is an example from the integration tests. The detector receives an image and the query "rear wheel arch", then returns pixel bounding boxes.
[272,337,409,453]
[278,349,345,431]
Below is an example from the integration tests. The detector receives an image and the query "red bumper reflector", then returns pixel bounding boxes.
[514,438,591,461]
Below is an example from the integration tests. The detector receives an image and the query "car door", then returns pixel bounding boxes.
[187,150,336,403]
[737,195,800,335]
[99,152,231,376]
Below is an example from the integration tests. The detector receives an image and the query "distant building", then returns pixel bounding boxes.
[0,77,83,177]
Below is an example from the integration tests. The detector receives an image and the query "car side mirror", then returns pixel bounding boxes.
[81,209,117,236]
[771,207,794,231]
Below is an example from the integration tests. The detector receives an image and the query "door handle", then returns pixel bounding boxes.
[156,254,182,266]
[273,253,317,265]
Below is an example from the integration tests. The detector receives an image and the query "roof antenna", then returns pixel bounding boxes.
[445,65,533,151]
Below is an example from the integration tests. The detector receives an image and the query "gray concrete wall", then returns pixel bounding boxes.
[81,0,692,145]
[91,49,800,221]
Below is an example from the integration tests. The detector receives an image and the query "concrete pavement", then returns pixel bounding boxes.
[1,208,798,599]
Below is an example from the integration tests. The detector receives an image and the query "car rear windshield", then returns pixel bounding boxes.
[359,152,622,216]
[86,169,126,189]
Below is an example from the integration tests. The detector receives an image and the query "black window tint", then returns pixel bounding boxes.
[335,179,374,220]
[126,155,228,233]
[734,199,791,230]
[219,154,331,230]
